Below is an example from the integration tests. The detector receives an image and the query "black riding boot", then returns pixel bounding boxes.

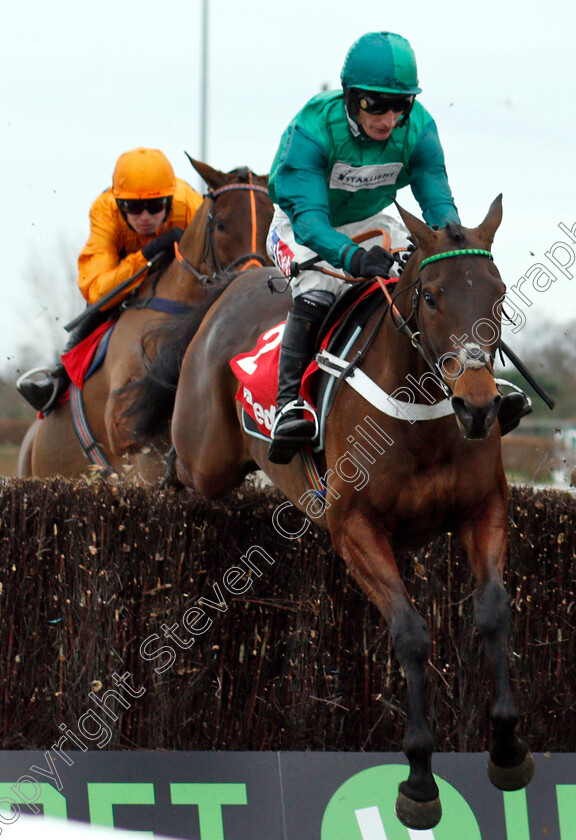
[17,308,109,414]
[17,362,69,414]
[269,291,335,465]
[498,392,532,436]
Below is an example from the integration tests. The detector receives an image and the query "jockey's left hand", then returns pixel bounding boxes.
[142,228,184,262]
[349,245,395,279]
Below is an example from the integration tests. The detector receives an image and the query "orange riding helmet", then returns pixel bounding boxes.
[112,148,177,199]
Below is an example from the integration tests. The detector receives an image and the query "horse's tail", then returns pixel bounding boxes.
[115,283,228,442]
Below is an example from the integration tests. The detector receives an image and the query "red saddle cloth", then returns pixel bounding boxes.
[230,282,382,439]
[230,323,288,438]
[61,320,115,389]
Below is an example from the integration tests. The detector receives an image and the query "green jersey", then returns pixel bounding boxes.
[269,90,459,270]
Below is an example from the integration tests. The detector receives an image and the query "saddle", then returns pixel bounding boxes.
[230,280,393,451]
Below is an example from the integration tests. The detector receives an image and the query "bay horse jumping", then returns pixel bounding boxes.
[17,159,273,483]
[128,196,534,828]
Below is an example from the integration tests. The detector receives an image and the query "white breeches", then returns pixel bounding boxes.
[266,206,411,298]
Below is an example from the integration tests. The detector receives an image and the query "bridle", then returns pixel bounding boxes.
[175,175,270,284]
[132,176,270,316]
[377,248,496,397]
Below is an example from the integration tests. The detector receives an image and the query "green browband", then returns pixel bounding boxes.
[420,249,494,270]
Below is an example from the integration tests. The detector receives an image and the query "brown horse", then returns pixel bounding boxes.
[127,196,534,828]
[17,160,273,483]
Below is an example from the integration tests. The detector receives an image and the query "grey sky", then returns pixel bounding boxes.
[3,0,575,374]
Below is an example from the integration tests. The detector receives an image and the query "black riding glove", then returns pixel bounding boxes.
[348,245,395,279]
[142,228,184,262]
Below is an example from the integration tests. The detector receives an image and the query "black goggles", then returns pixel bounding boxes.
[117,197,170,216]
[353,90,414,115]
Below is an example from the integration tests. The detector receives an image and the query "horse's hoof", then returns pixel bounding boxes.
[395,791,442,830]
[487,751,535,791]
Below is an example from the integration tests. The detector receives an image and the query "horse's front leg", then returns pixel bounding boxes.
[335,511,441,830]
[457,481,535,792]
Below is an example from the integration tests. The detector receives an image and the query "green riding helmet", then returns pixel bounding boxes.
[341,31,422,96]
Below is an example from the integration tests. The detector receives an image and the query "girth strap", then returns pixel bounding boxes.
[69,385,114,475]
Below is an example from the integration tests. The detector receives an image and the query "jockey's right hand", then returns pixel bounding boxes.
[349,245,395,279]
[142,228,184,262]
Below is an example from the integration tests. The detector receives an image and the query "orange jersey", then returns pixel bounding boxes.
[77,178,203,308]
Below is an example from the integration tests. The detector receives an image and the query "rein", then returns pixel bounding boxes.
[376,273,444,389]
[174,240,205,282]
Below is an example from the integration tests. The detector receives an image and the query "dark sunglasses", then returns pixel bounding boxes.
[354,90,414,115]
[117,197,169,216]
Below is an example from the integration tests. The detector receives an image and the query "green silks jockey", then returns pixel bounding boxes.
[264,31,530,464]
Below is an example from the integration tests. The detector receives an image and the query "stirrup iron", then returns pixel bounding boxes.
[271,399,320,441]
[16,367,61,412]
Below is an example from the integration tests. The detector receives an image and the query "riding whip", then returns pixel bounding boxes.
[500,340,555,410]
[64,251,164,332]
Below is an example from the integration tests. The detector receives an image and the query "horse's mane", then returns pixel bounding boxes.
[116,279,232,442]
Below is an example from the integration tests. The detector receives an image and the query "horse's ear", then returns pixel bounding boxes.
[184,153,228,190]
[394,202,436,254]
[475,194,503,247]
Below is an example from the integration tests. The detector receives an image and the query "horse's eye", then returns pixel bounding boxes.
[214,220,226,233]
[423,290,437,309]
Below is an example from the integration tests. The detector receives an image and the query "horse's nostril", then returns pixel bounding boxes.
[489,394,502,426]
[451,396,472,424]
[452,395,500,439]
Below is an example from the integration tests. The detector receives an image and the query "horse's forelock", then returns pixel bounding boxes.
[445,222,466,244]
[224,166,269,188]
[227,166,252,183]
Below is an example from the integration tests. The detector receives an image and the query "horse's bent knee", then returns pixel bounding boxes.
[392,610,431,665]
[474,579,510,637]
